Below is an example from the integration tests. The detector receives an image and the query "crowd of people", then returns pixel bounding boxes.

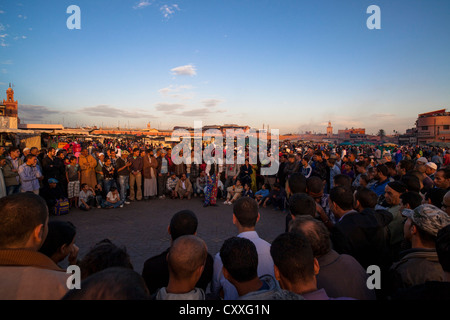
[1,139,450,301]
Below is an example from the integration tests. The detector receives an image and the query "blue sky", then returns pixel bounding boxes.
[1,0,449,134]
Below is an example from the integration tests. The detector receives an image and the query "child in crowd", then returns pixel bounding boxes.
[255,183,270,206]
[66,156,80,209]
[242,182,254,198]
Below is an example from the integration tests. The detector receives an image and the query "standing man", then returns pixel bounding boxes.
[156,148,168,200]
[18,154,43,195]
[115,150,131,205]
[3,147,23,195]
[78,148,97,189]
[42,147,59,184]
[143,149,158,200]
[128,148,143,201]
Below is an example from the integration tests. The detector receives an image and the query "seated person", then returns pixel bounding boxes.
[174,173,193,200]
[78,183,96,211]
[40,178,67,215]
[255,183,270,206]
[195,171,207,197]
[263,182,287,211]
[224,179,243,205]
[166,172,179,199]
[242,183,254,198]
[102,186,124,209]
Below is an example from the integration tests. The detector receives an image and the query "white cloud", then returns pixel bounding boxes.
[171,64,197,76]
[158,84,194,96]
[133,1,152,9]
[160,4,180,19]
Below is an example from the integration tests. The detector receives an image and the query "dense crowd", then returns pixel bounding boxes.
[1,139,450,301]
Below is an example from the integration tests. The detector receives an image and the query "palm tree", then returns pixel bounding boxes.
[377,129,386,139]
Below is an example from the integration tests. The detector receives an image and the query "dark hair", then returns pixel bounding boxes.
[220,237,258,283]
[424,188,447,208]
[355,187,378,209]
[306,176,324,196]
[69,156,77,162]
[329,186,354,210]
[333,174,352,189]
[270,232,315,284]
[289,193,316,217]
[437,167,450,180]
[287,173,307,194]
[399,159,415,173]
[376,164,389,177]
[400,191,423,210]
[400,174,421,193]
[436,224,450,273]
[0,193,48,248]
[78,239,133,280]
[39,221,76,258]
[62,267,150,300]
[233,197,259,228]
[288,216,331,257]
[169,210,198,241]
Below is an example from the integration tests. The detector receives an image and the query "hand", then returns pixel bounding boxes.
[68,244,79,265]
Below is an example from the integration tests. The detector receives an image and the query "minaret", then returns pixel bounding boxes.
[327,121,333,138]
[3,84,18,117]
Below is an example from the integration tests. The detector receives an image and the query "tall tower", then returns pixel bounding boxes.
[3,84,18,117]
[327,121,333,138]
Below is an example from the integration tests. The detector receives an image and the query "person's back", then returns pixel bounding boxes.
[155,235,208,300]
[289,216,376,300]
[142,210,213,295]
[220,237,303,301]
[211,197,274,300]
[333,188,393,271]
[389,204,450,294]
[0,193,69,300]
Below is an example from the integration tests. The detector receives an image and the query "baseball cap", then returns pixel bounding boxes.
[48,178,59,184]
[402,204,450,237]
[425,162,438,170]
[417,157,428,164]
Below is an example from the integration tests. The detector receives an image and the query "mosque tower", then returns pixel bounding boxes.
[327,121,333,138]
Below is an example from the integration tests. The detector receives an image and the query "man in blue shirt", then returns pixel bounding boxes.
[370,164,390,197]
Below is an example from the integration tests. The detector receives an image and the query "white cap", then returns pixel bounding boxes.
[417,157,428,164]
[426,162,438,170]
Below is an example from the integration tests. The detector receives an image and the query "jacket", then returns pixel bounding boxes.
[175,178,193,193]
[18,163,42,192]
[0,249,69,300]
[330,208,393,270]
[389,248,445,294]
[239,274,304,300]
[3,157,23,186]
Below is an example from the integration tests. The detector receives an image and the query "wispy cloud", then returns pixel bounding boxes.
[160,4,180,19]
[158,84,194,95]
[202,99,223,108]
[171,64,197,76]
[155,102,185,114]
[179,108,227,117]
[133,1,152,9]
[78,105,158,119]
[19,104,65,122]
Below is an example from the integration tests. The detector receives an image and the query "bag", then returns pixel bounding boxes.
[54,198,70,216]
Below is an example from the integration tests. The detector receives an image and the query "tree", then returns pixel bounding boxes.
[377,129,386,138]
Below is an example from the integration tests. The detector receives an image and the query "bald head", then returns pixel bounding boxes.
[289,216,331,257]
[167,235,207,280]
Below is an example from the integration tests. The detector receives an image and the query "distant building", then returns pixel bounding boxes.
[416,109,450,145]
[0,85,19,129]
[326,121,333,138]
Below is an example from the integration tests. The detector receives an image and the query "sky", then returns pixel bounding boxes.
[0,0,449,135]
